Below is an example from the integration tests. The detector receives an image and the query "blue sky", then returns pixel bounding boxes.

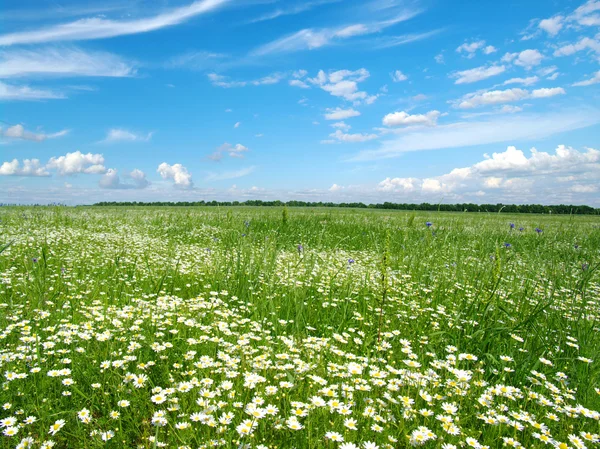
[1,0,599,205]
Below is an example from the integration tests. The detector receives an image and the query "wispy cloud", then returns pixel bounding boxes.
[373,29,443,49]
[350,109,600,161]
[101,129,153,143]
[206,166,256,181]
[208,72,287,88]
[0,47,136,78]
[1,124,69,141]
[0,81,65,100]
[247,0,341,24]
[208,143,249,161]
[250,8,421,56]
[454,87,565,109]
[0,0,230,46]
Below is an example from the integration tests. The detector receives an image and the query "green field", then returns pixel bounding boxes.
[0,206,599,449]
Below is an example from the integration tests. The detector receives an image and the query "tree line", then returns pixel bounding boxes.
[90,201,600,215]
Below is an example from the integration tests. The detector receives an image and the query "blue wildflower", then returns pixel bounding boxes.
[509,223,515,229]
[426,221,433,228]
[503,242,512,248]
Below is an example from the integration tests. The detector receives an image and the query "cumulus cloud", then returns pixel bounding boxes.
[0,47,136,78]
[0,0,229,46]
[514,49,544,69]
[157,162,193,189]
[555,37,600,58]
[101,129,153,143]
[382,110,440,127]
[324,107,360,120]
[573,70,600,86]
[46,151,106,175]
[456,40,486,58]
[99,168,149,189]
[539,16,564,36]
[0,158,49,176]
[2,124,69,141]
[289,79,310,88]
[456,87,565,109]
[503,76,539,86]
[331,121,351,131]
[208,143,249,161]
[376,145,600,202]
[451,65,506,84]
[391,70,408,82]
[293,68,375,103]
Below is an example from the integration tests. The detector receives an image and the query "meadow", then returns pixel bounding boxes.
[0,206,599,449]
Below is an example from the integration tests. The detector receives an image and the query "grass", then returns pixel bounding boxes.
[0,206,599,449]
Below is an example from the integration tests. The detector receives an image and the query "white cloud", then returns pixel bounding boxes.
[0,158,49,176]
[250,10,421,56]
[102,129,153,143]
[499,105,523,113]
[0,0,229,46]
[0,47,136,78]
[573,70,600,86]
[234,121,241,128]
[569,1,600,27]
[129,169,150,189]
[46,151,106,175]
[434,53,444,64]
[0,81,65,100]
[514,49,544,69]
[208,142,249,161]
[483,45,497,54]
[205,166,256,181]
[351,109,600,161]
[376,145,600,202]
[328,129,378,143]
[456,40,486,58]
[382,110,440,127]
[378,177,420,192]
[554,37,600,57]
[208,72,286,88]
[501,52,518,63]
[529,87,565,98]
[503,76,539,86]
[99,168,149,189]
[2,124,69,141]
[329,183,342,192]
[289,79,310,88]
[157,162,193,189]
[331,121,351,131]
[391,70,408,82]
[538,66,558,76]
[451,65,505,84]
[456,87,565,109]
[300,68,373,103]
[324,107,360,120]
[539,16,564,36]
[248,0,339,24]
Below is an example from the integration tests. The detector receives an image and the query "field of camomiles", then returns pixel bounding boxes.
[0,207,599,449]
